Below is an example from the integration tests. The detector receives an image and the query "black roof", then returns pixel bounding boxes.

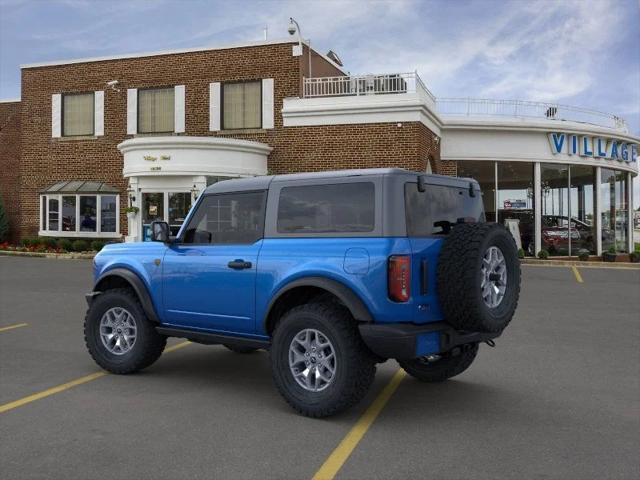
[41,181,120,194]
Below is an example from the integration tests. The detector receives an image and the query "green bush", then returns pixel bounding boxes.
[57,238,73,252]
[90,240,106,252]
[537,249,549,260]
[0,195,9,243]
[517,248,525,259]
[577,249,589,261]
[72,239,89,252]
[40,237,58,249]
[607,245,617,254]
[21,238,35,247]
[630,251,640,263]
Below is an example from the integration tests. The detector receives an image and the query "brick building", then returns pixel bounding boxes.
[0,37,637,254]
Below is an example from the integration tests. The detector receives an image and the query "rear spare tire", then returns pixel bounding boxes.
[437,223,520,333]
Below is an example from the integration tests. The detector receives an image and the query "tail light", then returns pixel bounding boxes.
[388,255,411,302]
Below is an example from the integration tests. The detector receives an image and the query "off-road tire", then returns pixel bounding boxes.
[223,344,259,354]
[270,302,376,418]
[437,223,520,333]
[84,288,167,374]
[398,343,479,382]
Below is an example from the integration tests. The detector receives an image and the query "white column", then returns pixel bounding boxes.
[125,177,140,243]
[534,162,542,255]
[595,167,602,256]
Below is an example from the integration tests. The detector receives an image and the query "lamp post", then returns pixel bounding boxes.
[288,17,312,80]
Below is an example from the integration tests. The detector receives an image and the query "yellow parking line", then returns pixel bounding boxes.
[0,323,28,333]
[312,369,407,480]
[571,266,584,283]
[0,340,191,414]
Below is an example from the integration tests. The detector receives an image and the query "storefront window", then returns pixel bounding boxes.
[62,196,76,232]
[602,169,628,253]
[569,166,596,254]
[457,161,496,221]
[497,162,534,255]
[48,197,59,231]
[101,195,117,233]
[541,164,569,256]
[80,196,97,232]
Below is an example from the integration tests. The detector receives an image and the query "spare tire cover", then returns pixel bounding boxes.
[436,223,521,333]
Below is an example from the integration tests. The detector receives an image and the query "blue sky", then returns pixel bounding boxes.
[1,0,638,200]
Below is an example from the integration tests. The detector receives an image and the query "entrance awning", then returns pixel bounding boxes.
[40,181,120,194]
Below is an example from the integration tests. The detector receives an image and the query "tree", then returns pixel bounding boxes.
[0,195,9,242]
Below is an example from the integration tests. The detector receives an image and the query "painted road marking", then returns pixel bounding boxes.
[0,323,28,333]
[0,341,191,414]
[571,266,584,283]
[312,368,407,480]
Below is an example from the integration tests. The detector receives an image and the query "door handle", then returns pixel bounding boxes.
[227,259,252,270]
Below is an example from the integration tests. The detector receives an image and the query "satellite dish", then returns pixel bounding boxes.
[326,50,343,66]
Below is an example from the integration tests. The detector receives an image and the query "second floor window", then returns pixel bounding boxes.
[223,81,261,129]
[138,87,174,133]
[63,92,94,136]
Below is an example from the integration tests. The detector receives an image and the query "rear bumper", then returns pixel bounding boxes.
[359,321,501,360]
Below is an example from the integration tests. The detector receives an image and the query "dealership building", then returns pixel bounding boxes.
[0,38,637,255]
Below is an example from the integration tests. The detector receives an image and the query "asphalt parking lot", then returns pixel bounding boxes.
[1,257,639,480]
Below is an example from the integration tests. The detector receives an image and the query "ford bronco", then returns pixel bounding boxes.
[85,169,520,417]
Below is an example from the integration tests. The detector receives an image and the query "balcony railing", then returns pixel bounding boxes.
[436,98,628,132]
[303,72,435,101]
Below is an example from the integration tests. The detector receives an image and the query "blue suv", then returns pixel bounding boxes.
[85,169,520,417]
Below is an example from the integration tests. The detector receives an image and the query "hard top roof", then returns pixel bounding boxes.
[203,168,478,195]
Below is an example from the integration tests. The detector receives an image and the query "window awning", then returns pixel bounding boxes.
[41,181,120,194]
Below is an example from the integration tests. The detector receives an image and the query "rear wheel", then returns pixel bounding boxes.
[84,288,166,374]
[270,302,376,418]
[398,343,479,382]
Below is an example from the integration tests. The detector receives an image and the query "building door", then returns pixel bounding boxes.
[141,191,192,241]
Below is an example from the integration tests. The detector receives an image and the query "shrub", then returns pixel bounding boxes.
[57,238,73,252]
[607,245,616,254]
[517,248,525,259]
[577,249,589,261]
[0,195,9,243]
[72,239,89,252]
[21,238,35,247]
[537,249,549,260]
[90,240,106,252]
[40,237,58,249]
[630,252,640,263]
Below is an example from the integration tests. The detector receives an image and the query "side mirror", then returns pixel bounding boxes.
[150,221,170,243]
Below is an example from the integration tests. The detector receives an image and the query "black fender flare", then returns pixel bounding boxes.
[263,276,373,331]
[92,268,160,323]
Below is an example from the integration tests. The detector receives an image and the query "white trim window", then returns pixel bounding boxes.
[39,189,120,238]
[52,91,104,138]
[127,85,185,134]
[222,80,262,130]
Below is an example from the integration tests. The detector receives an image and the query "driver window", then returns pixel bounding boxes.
[182,191,266,244]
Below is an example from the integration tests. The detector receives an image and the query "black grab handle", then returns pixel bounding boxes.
[227,259,252,270]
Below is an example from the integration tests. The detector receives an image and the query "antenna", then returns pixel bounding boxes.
[263,25,268,40]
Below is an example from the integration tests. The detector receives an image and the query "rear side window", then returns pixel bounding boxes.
[277,182,375,234]
[405,183,484,236]
[182,191,266,244]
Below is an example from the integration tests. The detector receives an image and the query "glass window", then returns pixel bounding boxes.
[142,192,164,224]
[168,192,192,236]
[138,88,174,133]
[101,195,117,233]
[277,183,374,234]
[405,183,484,236]
[79,196,97,232]
[457,161,496,222]
[602,169,628,253]
[63,93,94,136]
[569,166,596,254]
[183,192,266,244]
[62,196,76,232]
[497,162,534,255]
[541,164,569,256]
[223,81,261,129]
[48,197,59,231]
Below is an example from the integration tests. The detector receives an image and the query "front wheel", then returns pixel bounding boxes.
[84,288,166,374]
[398,343,479,382]
[270,302,376,418]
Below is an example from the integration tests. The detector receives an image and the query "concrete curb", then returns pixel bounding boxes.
[521,258,640,269]
[0,250,95,260]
